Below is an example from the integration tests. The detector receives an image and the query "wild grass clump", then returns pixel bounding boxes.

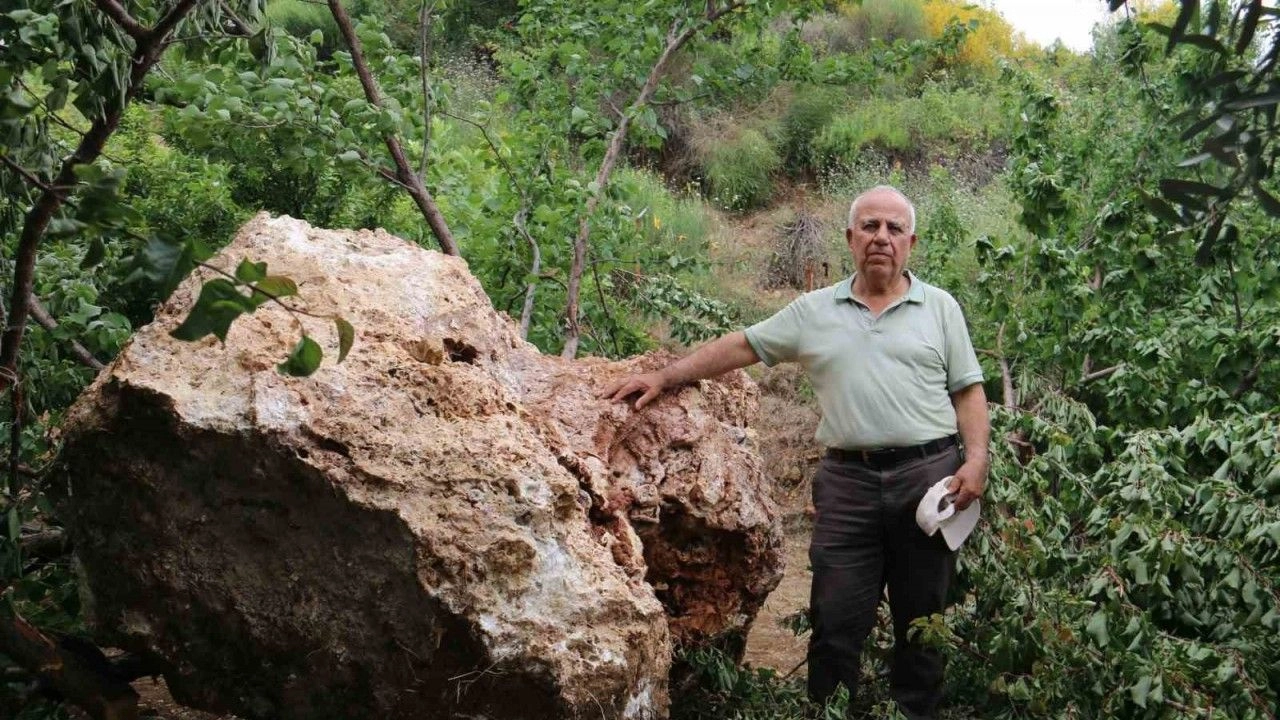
[812,85,1008,168]
[843,0,929,46]
[703,127,782,211]
[802,0,929,54]
[612,168,715,261]
[780,85,844,172]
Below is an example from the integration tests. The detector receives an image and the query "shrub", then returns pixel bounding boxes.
[922,0,1017,79]
[704,127,782,211]
[844,0,929,45]
[780,84,843,173]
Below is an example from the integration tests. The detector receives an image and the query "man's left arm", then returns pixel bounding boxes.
[949,382,989,510]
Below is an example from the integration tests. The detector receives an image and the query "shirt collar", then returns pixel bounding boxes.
[835,271,925,304]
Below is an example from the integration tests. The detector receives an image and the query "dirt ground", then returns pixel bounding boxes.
[741,530,812,674]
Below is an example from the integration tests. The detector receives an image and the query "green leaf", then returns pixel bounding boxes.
[309,29,324,46]
[133,235,201,296]
[1178,34,1227,55]
[235,259,267,283]
[45,84,68,112]
[249,276,299,307]
[278,335,323,376]
[1138,189,1183,225]
[334,317,354,363]
[337,150,362,164]
[1253,182,1280,218]
[80,237,106,268]
[1131,675,1152,708]
[1222,91,1280,111]
[169,279,255,343]
[1086,610,1109,647]
[1166,0,1197,55]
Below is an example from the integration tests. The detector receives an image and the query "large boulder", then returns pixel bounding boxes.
[56,214,783,720]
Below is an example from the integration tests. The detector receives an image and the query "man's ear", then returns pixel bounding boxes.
[909,233,918,250]
[845,227,854,247]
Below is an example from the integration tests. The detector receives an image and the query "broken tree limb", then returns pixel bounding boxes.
[1081,364,1123,384]
[0,603,140,720]
[27,295,106,372]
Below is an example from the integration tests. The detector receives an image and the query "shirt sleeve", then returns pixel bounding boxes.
[943,297,984,393]
[743,296,808,367]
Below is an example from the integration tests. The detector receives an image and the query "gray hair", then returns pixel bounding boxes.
[847,185,916,234]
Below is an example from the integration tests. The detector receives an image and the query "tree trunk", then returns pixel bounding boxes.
[327,0,459,256]
[561,3,745,358]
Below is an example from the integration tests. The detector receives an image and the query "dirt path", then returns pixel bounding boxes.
[742,528,811,674]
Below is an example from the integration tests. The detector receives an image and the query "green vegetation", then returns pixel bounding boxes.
[3,0,1279,718]
[814,84,1008,166]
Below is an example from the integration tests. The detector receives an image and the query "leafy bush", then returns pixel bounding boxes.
[703,127,781,211]
[921,0,1018,79]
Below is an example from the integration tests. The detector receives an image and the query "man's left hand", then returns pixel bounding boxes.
[947,461,986,510]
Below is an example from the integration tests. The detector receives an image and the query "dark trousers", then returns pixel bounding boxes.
[806,445,961,720]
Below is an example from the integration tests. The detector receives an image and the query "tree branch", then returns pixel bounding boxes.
[92,0,148,40]
[437,109,543,336]
[0,604,140,720]
[417,0,439,181]
[326,0,459,256]
[0,154,60,195]
[1081,364,1123,383]
[1,0,204,395]
[147,0,202,50]
[217,0,254,36]
[561,12,720,357]
[27,295,107,372]
[1231,357,1262,400]
[996,323,1016,411]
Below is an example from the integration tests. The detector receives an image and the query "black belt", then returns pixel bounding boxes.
[825,435,959,469]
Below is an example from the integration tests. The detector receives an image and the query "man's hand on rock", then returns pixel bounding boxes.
[600,372,668,410]
[947,461,986,511]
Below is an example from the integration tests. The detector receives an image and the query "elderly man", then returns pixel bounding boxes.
[602,185,989,719]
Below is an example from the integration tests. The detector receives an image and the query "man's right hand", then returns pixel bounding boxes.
[599,371,668,410]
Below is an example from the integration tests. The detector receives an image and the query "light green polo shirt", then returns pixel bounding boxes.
[744,272,983,450]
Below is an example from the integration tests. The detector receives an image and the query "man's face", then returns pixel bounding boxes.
[845,191,917,285]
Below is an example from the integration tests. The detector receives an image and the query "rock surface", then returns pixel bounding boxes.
[56,214,783,720]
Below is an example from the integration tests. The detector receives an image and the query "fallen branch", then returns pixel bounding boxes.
[1080,364,1123,384]
[0,604,140,720]
[27,295,107,372]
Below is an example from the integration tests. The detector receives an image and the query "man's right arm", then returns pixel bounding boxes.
[600,331,761,409]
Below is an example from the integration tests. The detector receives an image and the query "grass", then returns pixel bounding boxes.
[813,84,1010,168]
